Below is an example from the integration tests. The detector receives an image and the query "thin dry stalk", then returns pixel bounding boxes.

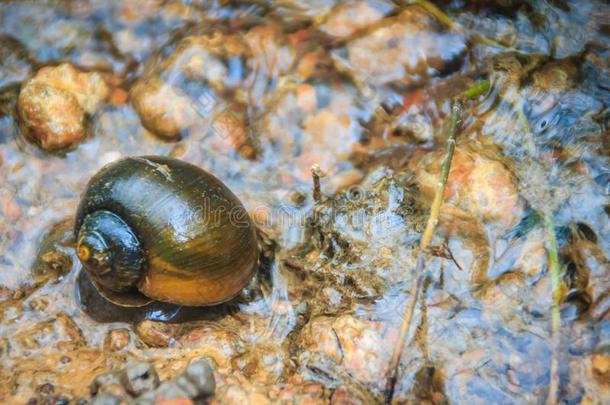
[311,164,324,202]
[506,92,562,405]
[399,0,521,53]
[544,213,561,405]
[384,101,461,403]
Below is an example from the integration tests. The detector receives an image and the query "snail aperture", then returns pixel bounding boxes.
[75,156,259,307]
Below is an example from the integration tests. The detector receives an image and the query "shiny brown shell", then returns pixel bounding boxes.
[74,156,259,306]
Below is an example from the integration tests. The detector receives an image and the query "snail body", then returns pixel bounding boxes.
[75,156,259,307]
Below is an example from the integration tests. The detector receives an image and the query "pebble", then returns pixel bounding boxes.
[130,75,198,139]
[139,359,215,403]
[297,315,391,390]
[104,329,130,352]
[120,361,160,397]
[90,359,215,404]
[18,63,109,151]
[90,371,127,397]
[135,320,180,348]
[413,146,524,233]
[318,0,391,39]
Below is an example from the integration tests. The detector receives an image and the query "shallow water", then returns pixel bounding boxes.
[0,0,608,403]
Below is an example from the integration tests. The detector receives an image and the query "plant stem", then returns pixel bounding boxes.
[410,0,458,31]
[506,90,563,405]
[311,164,323,202]
[400,0,521,53]
[384,101,461,403]
[544,212,561,405]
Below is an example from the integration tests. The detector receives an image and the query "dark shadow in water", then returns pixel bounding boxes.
[75,269,242,324]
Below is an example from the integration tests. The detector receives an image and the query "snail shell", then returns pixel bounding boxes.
[74,156,259,307]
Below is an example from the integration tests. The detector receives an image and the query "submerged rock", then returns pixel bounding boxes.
[297,314,392,393]
[138,360,215,404]
[90,359,215,404]
[332,5,466,87]
[131,22,297,144]
[18,63,109,151]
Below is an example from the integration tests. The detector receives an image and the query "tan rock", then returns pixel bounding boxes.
[104,328,130,352]
[135,320,180,348]
[318,1,389,39]
[337,5,466,87]
[18,63,108,151]
[130,75,198,139]
[297,315,391,390]
[414,146,524,232]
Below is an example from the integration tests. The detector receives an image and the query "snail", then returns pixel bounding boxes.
[74,156,259,307]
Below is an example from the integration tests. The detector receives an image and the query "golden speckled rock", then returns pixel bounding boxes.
[297,315,391,391]
[18,63,109,151]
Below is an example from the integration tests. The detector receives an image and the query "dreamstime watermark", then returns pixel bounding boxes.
[193,182,410,236]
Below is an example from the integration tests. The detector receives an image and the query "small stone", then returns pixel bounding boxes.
[41,251,72,283]
[130,75,197,139]
[318,1,389,39]
[18,79,83,150]
[182,360,216,397]
[138,359,215,403]
[119,361,160,397]
[55,313,86,347]
[135,320,180,348]
[18,63,108,151]
[297,315,391,390]
[90,371,125,397]
[104,328,130,352]
[178,326,244,369]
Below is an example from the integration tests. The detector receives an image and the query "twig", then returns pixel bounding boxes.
[544,212,561,405]
[505,89,563,405]
[397,0,522,53]
[384,101,461,403]
[311,164,324,202]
